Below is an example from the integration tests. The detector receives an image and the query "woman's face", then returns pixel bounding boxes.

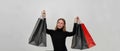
[57,20,65,29]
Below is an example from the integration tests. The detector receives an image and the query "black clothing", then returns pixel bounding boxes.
[45,18,77,51]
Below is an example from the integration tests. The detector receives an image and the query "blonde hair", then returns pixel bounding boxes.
[55,18,66,32]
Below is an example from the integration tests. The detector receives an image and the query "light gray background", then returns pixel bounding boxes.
[0,0,120,51]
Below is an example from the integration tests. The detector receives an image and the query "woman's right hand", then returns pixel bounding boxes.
[41,10,46,18]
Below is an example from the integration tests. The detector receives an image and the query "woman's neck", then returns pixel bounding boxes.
[56,28,63,31]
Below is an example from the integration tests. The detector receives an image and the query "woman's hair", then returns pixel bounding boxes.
[55,18,66,32]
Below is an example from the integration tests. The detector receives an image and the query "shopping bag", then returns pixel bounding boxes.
[71,24,88,50]
[81,23,96,48]
[28,18,46,47]
[71,23,96,50]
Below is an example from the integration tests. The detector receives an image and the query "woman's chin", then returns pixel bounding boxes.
[57,27,63,29]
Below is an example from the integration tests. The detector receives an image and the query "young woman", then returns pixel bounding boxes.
[41,10,81,51]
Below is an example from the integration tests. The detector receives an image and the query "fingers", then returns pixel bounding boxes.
[76,16,79,19]
[42,10,46,14]
[41,10,46,18]
[74,17,78,23]
[75,16,82,24]
[41,10,46,14]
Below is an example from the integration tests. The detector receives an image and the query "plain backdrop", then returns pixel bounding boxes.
[0,0,120,51]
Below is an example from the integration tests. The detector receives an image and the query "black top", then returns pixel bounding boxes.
[45,18,77,51]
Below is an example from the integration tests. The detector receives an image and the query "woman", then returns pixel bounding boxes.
[41,10,81,51]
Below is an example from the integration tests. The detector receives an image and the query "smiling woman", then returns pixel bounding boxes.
[41,10,80,51]
[0,0,119,51]
[55,18,66,31]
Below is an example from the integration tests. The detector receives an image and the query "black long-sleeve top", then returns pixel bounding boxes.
[45,18,77,51]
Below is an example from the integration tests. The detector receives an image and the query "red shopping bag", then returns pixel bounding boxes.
[81,23,96,48]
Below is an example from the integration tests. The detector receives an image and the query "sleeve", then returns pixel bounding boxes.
[46,29,54,35]
[65,23,77,37]
[44,18,54,35]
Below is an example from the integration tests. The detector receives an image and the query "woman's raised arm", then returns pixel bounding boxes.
[41,10,54,35]
[65,16,81,36]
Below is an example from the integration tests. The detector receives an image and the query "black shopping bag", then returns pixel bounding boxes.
[28,18,46,47]
[71,24,88,50]
[71,23,96,50]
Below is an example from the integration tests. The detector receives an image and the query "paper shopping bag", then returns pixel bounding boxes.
[28,18,46,47]
[71,23,96,50]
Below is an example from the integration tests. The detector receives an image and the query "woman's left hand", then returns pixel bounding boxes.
[74,16,81,24]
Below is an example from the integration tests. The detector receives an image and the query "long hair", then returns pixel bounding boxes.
[55,18,66,32]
